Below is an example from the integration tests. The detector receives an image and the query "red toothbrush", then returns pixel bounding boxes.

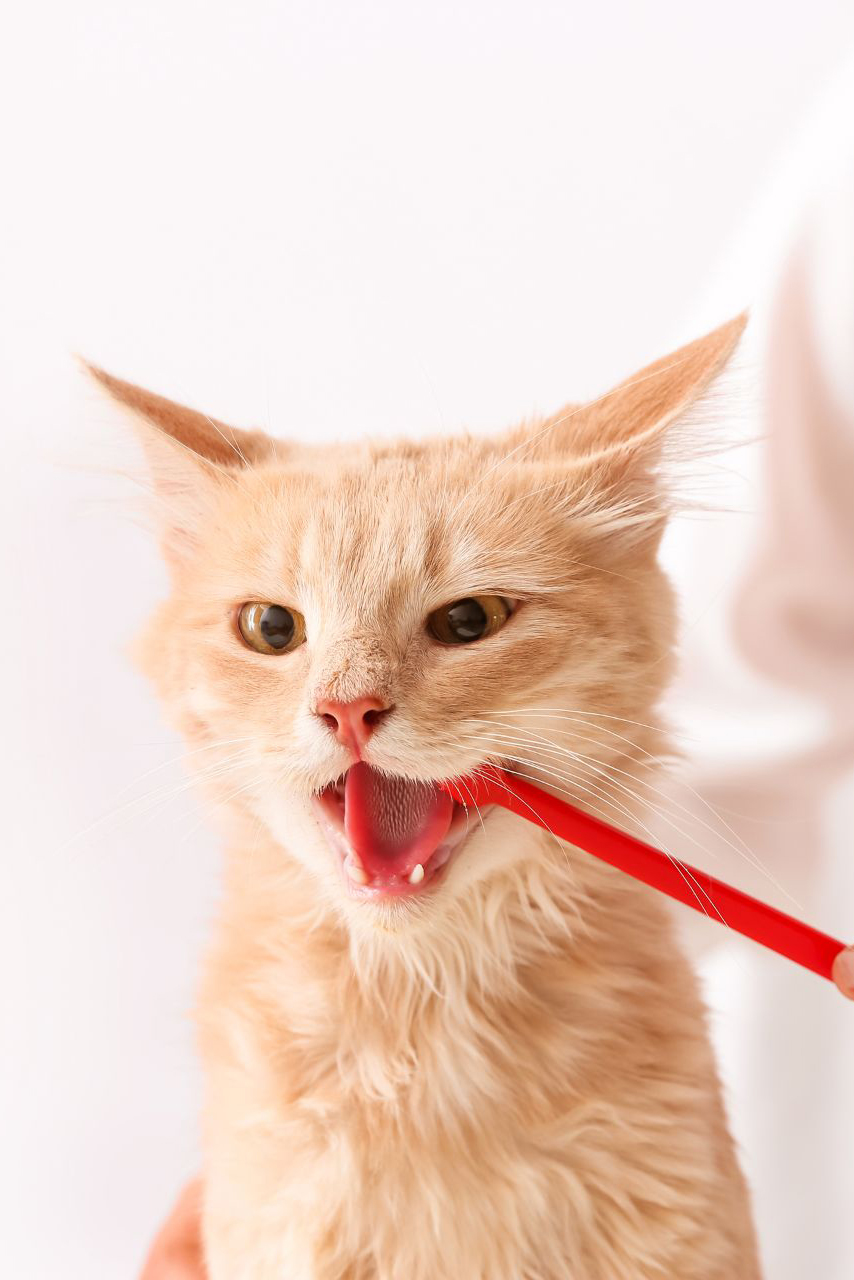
[441,767,846,981]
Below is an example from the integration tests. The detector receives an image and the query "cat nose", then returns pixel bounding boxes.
[315,696,393,752]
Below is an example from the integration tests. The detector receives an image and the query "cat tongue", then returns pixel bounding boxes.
[344,762,454,882]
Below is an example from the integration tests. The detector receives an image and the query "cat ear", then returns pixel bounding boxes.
[84,363,278,566]
[511,313,747,549]
[543,313,746,465]
[84,364,277,470]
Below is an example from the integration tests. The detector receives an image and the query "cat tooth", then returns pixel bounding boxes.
[408,863,425,886]
[345,859,369,886]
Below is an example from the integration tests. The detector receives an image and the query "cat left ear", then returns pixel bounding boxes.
[503,313,747,549]
[538,313,747,467]
[83,363,278,566]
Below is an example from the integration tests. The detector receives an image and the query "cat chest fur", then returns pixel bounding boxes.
[198,846,758,1280]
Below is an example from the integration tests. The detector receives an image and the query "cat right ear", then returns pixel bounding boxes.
[83,363,277,567]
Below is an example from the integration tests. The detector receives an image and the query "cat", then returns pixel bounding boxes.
[91,315,760,1279]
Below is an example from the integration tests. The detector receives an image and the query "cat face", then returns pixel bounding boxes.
[91,316,744,926]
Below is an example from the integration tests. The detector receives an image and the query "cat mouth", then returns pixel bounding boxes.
[311,761,487,899]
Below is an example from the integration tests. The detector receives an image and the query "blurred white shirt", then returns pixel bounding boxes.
[656,55,854,1280]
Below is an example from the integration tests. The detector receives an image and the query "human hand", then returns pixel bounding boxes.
[139,1179,206,1280]
[832,946,854,1000]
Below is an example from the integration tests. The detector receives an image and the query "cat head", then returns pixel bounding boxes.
[90,317,744,932]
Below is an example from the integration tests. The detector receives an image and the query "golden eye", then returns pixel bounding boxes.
[237,602,306,655]
[427,595,511,645]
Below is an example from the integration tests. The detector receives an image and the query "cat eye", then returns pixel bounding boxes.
[427,595,512,645]
[237,602,306,655]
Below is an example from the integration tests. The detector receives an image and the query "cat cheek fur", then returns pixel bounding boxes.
[89,314,760,1278]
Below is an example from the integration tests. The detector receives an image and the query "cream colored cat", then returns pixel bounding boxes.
[93,316,760,1279]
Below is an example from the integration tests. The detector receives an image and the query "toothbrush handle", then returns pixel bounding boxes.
[441,768,846,981]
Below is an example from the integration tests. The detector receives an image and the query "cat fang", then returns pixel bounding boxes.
[311,764,491,899]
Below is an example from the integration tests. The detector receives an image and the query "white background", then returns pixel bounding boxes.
[2,3,854,1276]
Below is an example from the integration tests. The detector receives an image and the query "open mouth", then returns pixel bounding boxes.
[311,762,484,899]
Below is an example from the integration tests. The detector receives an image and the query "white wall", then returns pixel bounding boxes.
[2,4,853,1276]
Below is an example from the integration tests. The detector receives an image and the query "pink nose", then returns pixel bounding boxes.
[315,696,392,752]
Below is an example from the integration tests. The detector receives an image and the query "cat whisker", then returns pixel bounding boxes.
[471,713,798,907]
[174,769,266,848]
[468,724,756,903]
[468,757,577,879]
[63,746,259,854]
[462,736,727,926]
[473,709,755,863]
[134,752,262,840]
[477,705,691,742]
[99,735,258,807]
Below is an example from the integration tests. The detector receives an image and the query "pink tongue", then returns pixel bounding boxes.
[344,762,454,881]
